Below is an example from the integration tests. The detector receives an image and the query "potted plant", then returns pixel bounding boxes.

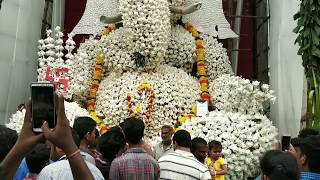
[294,0,320,131]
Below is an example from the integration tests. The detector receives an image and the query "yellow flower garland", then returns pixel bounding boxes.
[176,22,211,128]
[185,23,210,101]
[87,24,120,134]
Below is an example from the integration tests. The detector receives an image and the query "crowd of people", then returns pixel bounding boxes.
[0,95,320,180]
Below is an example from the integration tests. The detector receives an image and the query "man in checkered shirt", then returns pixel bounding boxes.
[109,117,159,180]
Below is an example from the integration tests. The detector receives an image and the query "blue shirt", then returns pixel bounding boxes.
[300,172,320,180]
[14,158,29,180]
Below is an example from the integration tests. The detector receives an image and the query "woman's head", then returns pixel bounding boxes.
[260,150,299,180]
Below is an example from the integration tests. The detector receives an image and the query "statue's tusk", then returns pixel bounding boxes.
[170,2,202,15]
[100,15,123,24]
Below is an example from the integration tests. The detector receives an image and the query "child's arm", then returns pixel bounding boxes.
[216,164,227,175]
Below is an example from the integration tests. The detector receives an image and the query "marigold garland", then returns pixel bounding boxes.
[176,20,211,127]
[87,24,121,134]
[183,22,210,101]
[127,81,156,125]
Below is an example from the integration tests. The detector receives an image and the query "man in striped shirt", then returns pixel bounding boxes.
[158,130,212,180]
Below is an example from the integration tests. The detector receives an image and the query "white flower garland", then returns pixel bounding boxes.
[210,74,276,114]
[165,26,196,73]
[37,27,75,94]
[95,65,200,140]
[6,101,91,133]
[181,110,278,179]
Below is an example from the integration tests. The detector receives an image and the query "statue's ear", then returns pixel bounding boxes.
[72,0,120,35]
[182,0,238,39]
[100,15,123,24]
[170,2,202,15]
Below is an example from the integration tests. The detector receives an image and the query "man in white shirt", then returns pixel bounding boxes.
[153,125,174,160]
[37,128,104,180]
[73,117,98,165]
[158,130,211,180]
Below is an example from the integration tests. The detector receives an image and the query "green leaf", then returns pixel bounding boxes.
[314,16,320,26]
[312,29,320,45]
[294,13,301,20]
[303,28,311,37]
[295,35,302,44]
[302,43,311,50]
[298,18,304,27]
[312,49,320,58]
[293,26,301,33]
[315,26,320,35]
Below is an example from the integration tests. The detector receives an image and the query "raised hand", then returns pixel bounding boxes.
[0,101,44,180]
[41,94,77,155]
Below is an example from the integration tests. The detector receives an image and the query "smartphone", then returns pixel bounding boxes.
[281,135,291,151]
[31,82,56,132]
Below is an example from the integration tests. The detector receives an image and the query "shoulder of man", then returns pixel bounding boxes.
[85,161,105,180]
[37,160,67,179]
[158,151,177,162]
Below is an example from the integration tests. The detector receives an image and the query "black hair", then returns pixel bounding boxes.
[0,125,18,162]
[121,117,145,144]
[173,130,191,148]
[98,126,126,161]
[73,116,97,139]
[0,166,4,180]
[71,127,81,147]
[260,150,299,180]
[208,140,222,150]
[299,128,319,138]
[299,135,320,173]
[25,143,50,174]
[290,137,301,148]
[191,137,207,153]
[95,128,100,138]
[161,125,173,131]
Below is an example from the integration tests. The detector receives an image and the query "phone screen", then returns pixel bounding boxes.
[281,135,291,151]
[31,83,55,131]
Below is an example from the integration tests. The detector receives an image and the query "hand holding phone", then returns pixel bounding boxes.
[31,82,56,132]
[281,135,291,151]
